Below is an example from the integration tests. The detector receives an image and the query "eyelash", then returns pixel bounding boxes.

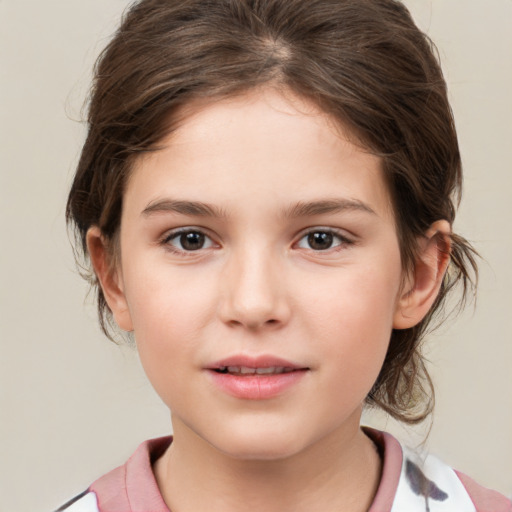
[295,228,354,252]
[160,227,354,255]
[161,228,217,256]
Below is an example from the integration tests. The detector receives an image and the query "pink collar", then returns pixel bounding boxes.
[90,429,404,512]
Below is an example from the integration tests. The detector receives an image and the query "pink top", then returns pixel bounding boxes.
[56,428,511,512]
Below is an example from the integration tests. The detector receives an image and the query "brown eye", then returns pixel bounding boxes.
[165,229,214,252]
[296,229,350,251]
[307,232,334,250]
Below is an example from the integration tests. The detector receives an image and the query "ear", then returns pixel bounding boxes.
[393,220,451,330]
[86,226,133,332]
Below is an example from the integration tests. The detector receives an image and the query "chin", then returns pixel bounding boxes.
[206,423,313,462]
[219,439,303,462]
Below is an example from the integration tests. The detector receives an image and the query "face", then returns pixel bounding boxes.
[110,88,407,460]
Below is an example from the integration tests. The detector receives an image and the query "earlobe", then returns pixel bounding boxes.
[393,220,451,330]
[86,227,134,332]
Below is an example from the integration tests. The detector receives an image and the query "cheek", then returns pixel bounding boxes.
[125,262,216,333]
[299,263,401,378]
[302,261,400,327]
[122,265,218,383]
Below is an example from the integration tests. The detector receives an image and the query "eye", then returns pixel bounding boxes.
[296,229,351,251]
[163,229,215,252]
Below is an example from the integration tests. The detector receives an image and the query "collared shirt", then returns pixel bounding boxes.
[55,428,512,512]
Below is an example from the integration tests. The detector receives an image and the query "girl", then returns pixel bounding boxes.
[58,0,511,510]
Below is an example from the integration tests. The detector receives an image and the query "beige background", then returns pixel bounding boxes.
[1,1,511,511]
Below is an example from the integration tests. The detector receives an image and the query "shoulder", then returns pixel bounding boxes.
[365,427,511,512]
[54,490,99,512]
[54,436,172,512]
[456,470,512,512]
[397,444,511,512]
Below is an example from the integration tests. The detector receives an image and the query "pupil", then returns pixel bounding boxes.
[181,232,204,250]
[308,232,333,250]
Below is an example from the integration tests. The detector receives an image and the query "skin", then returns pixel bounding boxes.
[88,87,450,512]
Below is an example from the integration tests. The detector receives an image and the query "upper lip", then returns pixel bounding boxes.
[207,354,308,370]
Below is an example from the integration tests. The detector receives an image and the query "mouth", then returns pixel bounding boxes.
[208,355,309,375]
[214,366,298,376]
[206,355,309,400]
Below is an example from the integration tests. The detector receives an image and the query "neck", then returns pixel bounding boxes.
[154,416,382,512]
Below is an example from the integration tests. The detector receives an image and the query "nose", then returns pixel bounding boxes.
[218,246,291,331]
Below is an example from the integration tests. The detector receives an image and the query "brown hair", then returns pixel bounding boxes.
[67,0,478,423]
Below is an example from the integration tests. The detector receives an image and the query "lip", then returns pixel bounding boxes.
[208,354,306,370]
[205,354,309,400]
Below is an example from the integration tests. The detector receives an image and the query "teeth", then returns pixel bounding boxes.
[256,366,282,374]
[219,366,292,375]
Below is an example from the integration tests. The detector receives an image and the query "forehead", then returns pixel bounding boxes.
[126,87,393,220]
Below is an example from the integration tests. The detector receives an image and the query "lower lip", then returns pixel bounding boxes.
[207,370,308,400]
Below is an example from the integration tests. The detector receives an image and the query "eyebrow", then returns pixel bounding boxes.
[141,198,376,218]
[142,199,228,218]
[282,198,376,218]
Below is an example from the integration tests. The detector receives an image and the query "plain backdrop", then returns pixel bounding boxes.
[1,1,511,511]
